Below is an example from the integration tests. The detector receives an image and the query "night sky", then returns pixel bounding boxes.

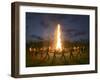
[26,12,89,42]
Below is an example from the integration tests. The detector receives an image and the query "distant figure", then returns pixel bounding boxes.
[73,46,77,55]
[76,46,81,57]
[51,50,57,64]
[82,46,85,53]
[69,47,74,59]
[29,47,34,56]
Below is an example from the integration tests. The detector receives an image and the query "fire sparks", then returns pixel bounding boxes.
[56,24,62,51]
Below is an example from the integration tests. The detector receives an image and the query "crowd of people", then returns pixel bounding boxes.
[28,45,88,61]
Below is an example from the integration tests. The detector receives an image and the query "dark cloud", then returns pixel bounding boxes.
[73,31,87,36]
[30,34,43,40]
[63,28,78,33]
[63,29,87,39]
[40,20,49,28]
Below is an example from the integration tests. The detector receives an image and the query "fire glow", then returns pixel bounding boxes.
[55,24,62,52]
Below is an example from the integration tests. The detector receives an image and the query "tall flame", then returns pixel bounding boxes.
[56,24,62,51]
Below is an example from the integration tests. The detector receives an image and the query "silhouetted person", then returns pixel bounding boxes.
[69,47,74,59]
